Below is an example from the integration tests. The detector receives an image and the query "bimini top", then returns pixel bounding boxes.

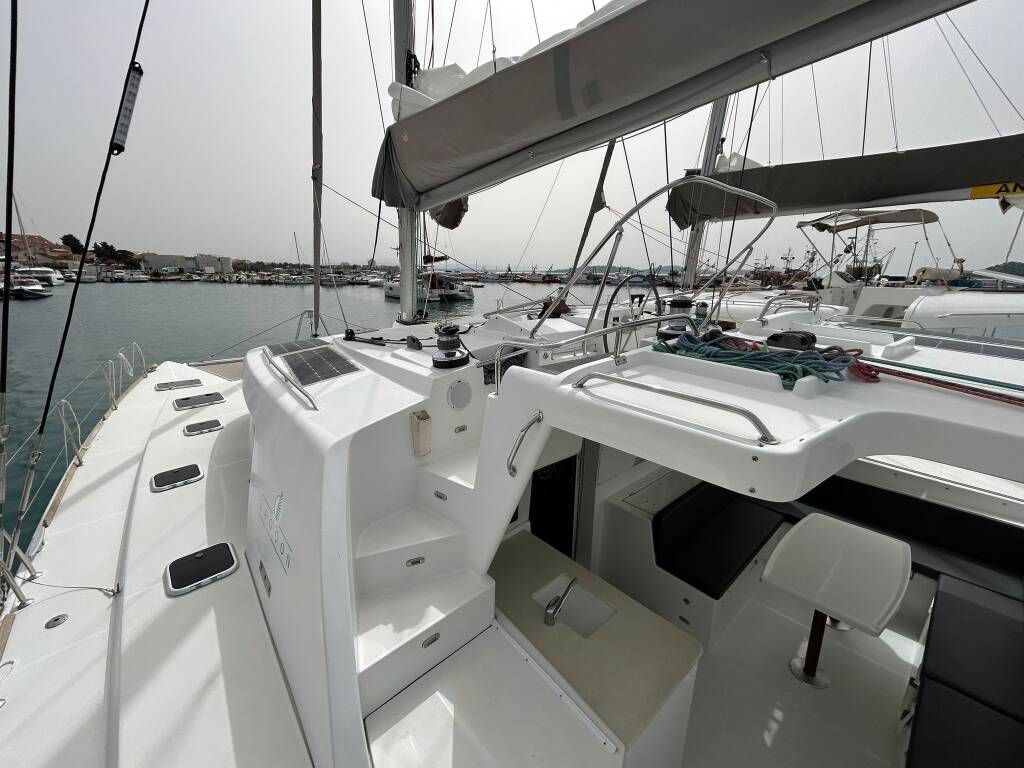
[796,208,940,234]
[371,0,969,211]
[667,133,1024,228]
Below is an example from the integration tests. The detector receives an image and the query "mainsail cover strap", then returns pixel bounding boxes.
[667,132,1024,227]
[371,0,972,211]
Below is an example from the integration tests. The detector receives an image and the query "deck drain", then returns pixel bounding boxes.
[44,614,68,629]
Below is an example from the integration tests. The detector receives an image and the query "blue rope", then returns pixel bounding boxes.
[653,334,860,390]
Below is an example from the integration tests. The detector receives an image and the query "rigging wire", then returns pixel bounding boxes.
[8,0,152,569]
[201,312,305,361]
[944,13,1024,125]
[809,64,825,159]
[0,0,17,567]
[861,40,873,155]
[881,36,899,150]
[487,0,497,74]
[500,159,565,302]
[934,18,1000,136]
[720,84,760,293]
[312,190,354,330]
[663,121,673,278]
[529,0,541,44]
[475,0,489,68]
[442,0,459,65]
[621,143,654,273]
[360,0,387,130]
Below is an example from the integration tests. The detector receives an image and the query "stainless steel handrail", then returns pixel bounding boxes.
[507,410,544,477]
[571,372,780,446]
[261,347,320,411]
[754,292,822,325]
[529,175,779,338]
[489,311,697,395]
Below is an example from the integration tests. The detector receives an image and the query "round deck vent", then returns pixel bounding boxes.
[447,379,472,409]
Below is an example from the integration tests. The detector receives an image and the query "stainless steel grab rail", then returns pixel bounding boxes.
[571,373,780,446]
[488,311,698,395]
[755,292,822,325]
[507,410,544,477]
[261,347,320,411]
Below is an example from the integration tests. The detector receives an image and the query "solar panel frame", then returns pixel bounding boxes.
[282,345,360,386]
[266,338,329,356]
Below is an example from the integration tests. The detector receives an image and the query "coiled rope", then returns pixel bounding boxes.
[654,334,862,390]
[654,333,1024,408]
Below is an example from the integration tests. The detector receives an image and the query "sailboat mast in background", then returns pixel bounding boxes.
[311,0,323,335]
[393,0,420,323]
[682,95,729,289]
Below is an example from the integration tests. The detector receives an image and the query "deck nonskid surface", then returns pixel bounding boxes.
[0,361,308,768]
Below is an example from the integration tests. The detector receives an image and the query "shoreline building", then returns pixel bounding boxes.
[138,253,233,275]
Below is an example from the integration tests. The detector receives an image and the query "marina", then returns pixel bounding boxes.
[3,1,1024,768]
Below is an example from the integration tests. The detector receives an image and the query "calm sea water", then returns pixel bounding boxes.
[1,279,606,548]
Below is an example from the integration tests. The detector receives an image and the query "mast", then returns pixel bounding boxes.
[682,95,729,289]
[393,0,420,323]
[0,1,17,573]
[311,0,323,335]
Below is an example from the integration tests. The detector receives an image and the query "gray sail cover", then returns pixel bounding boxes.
[372,0,970,211]
[668,133,1024,227]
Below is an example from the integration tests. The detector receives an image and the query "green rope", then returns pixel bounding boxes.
[654,335,859,390]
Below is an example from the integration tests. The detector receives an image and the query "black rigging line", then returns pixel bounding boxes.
[369,198,383,267]
[0,0,17,566]
[9,0,151,565]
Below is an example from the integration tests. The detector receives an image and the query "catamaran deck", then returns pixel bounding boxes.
[0,362,309,767]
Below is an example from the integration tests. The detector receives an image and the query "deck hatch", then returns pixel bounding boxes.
[155,378,202,391]
[282,345,359,386]
[173,392,225,410]
[266,338,329,356]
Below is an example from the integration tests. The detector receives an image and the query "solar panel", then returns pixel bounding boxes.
[266,338,329,356]
[282,345,360,386]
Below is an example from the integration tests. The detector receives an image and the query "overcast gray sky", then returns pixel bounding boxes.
[3,0,1023,276]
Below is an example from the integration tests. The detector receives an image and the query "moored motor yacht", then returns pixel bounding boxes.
[3,274,52,298]
[14,266,63,286]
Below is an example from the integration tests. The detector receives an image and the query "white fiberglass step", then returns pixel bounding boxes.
[421,447,479,490]
[367,625,619,768]
[355,506,465,594]
[357,569,495,714]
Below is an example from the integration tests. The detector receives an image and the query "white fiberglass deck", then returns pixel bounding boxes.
[0,362,309,768]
